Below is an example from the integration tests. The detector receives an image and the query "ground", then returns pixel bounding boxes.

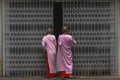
[0,76,120,80]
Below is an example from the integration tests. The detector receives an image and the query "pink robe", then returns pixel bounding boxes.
[56,34,76,74]
[42,34,57,73]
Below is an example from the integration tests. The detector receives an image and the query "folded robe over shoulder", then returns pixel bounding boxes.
[56,34,76,74]
[42,34,57,73]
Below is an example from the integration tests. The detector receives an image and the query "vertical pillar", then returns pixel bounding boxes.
[118,0,120,76]
[0,0,2,77]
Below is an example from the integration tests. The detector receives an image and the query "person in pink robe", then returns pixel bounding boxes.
[42,28,57,78]
[56,26,76,78]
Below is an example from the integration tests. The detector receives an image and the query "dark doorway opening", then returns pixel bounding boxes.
[53,2,63,40]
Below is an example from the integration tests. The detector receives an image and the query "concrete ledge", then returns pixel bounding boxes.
[0,76,120,80]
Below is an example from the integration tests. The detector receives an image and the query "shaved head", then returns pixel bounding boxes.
[62,26,68,34]
[47,28,53,34]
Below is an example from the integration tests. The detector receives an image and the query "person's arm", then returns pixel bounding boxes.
[42,37,46,47]
[58,36,62,46]
[54,36,57,47]
[70,36,76,44]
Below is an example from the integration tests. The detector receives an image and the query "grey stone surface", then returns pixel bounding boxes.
[0,76,120,80]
